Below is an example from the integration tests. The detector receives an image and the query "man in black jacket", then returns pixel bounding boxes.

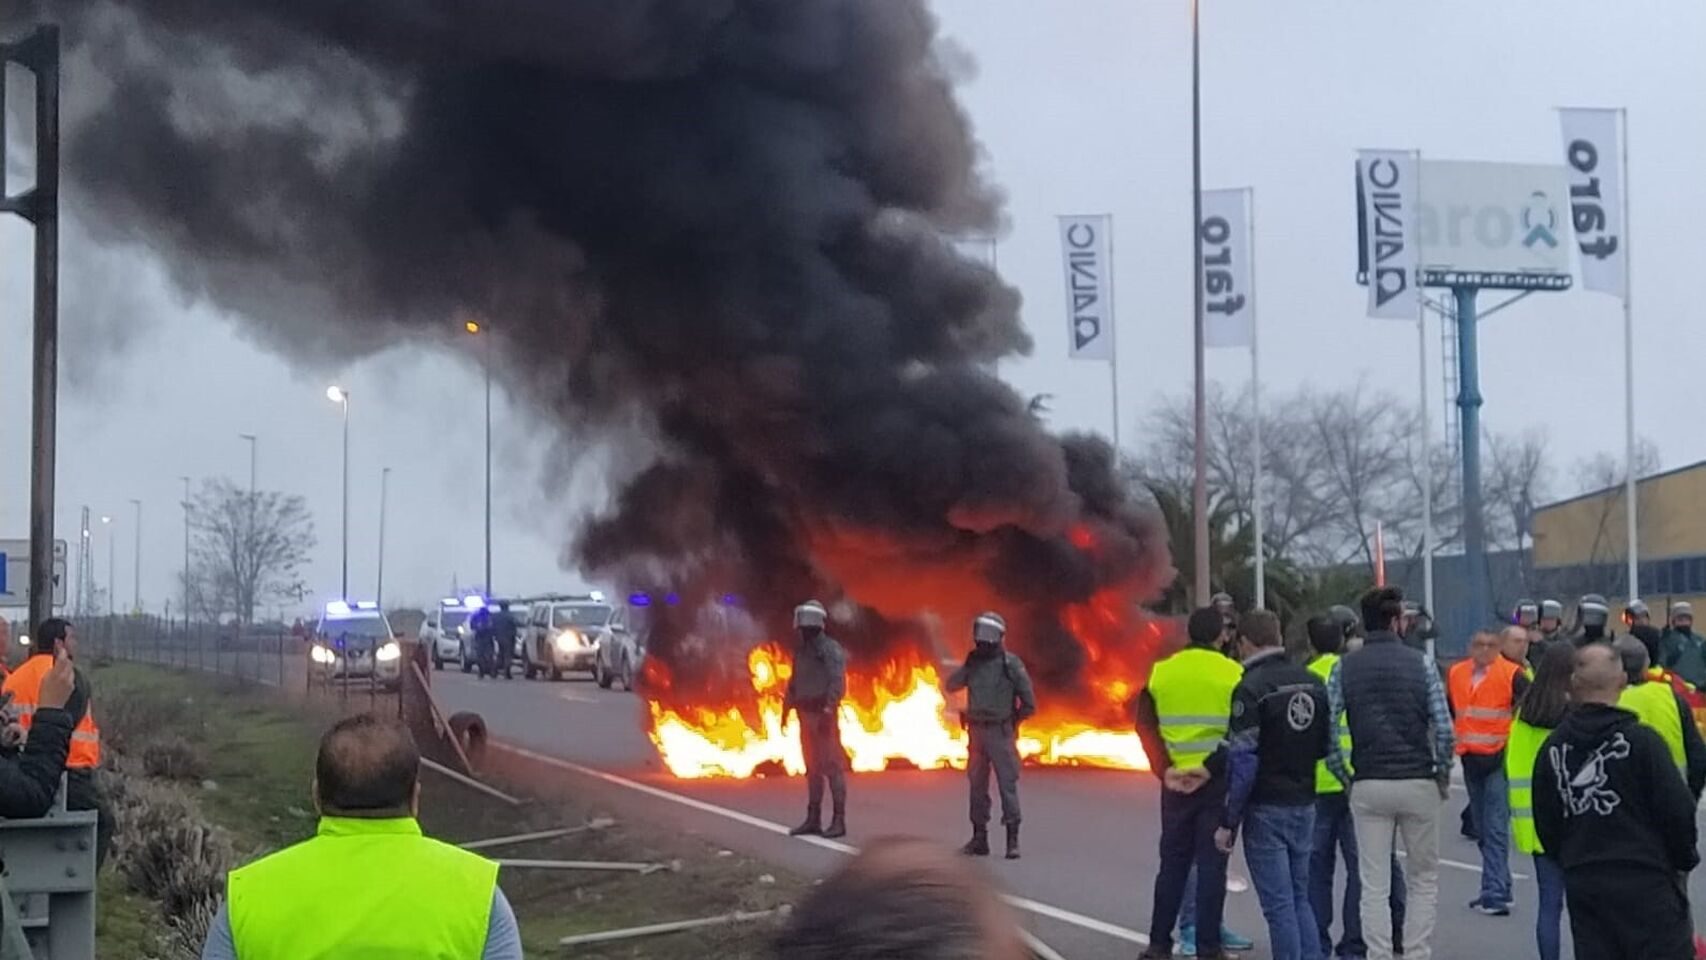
[1214,610,1334,960]
[1534,643,1699,960]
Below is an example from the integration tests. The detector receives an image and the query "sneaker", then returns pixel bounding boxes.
[1219,926,1254,951]
[1177,926,1197,957]
[1469,899,1511,917]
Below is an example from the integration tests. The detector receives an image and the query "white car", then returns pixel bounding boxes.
[420,598,479,671]
[521,595,611,682]
[308,601,403,689]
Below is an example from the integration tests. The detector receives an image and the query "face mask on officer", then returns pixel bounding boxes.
[1579,600,1609,640]
[971,613,1006,657]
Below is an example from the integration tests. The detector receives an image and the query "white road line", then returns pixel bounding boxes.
[493,741,1152,946]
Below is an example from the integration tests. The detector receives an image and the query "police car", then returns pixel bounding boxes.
[519,593,611,682]
[419,596,481,671]
[308,600,403,689]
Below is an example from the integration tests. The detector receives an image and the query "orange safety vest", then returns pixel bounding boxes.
[2,655,101,768]
[1448,656,1519,756]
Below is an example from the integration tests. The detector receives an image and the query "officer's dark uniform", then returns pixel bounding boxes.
[784,629,848,837]
[946,632,1036,858]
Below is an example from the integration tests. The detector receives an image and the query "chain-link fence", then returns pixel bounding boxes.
[85,615,402,719]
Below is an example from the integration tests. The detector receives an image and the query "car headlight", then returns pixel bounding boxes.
[376,641,401,662]
[553,630,582,652]
[310,644,336,664]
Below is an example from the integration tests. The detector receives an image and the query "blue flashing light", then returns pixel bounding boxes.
[628,593,652,607]
[721,594,739,606]
[355,600,379,610]
[462,595,485,610]
[664,593,680,606]
[325,600,351,617]
[440,598,461,608]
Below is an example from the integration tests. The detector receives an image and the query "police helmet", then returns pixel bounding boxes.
[1624,598,1650,624]
[973,611,1007,645]
[1328,604,1362,639]
[793,600,828,629]
[1513,599,1539,627]
[1577,594,1610,630]
[1540,599,1564,622]
[1674,602,1695,626]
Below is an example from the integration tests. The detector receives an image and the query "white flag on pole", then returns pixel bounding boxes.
[1559,108,1626,300]
[1358,150,1420,320]
[1059,215,1114,360]
[1200,189,1253,348]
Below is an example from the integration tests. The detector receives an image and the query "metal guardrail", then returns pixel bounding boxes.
[0,784,98,960]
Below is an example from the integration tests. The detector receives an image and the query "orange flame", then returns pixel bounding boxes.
[646,589,1169,780]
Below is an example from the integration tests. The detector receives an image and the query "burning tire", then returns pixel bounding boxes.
[446,711,488,769]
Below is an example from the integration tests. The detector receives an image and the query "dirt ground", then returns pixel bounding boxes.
[92,661,802,959]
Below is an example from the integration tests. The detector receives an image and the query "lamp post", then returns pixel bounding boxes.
[129,498,142,613]
[326,386,350,599]
[1188,0,1211,607]
[180,476,191,627]
[464,320,493,595]
[377,466,390,609]
[100,515,113,616]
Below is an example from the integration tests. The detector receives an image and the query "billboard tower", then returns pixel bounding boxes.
[1358,158,1574,633]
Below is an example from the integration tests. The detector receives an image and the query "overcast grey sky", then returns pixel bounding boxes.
[3,1,1701,617]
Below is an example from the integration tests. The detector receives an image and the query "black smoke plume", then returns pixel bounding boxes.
[13,0,1170,703]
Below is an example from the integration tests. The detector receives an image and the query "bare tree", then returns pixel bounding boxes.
[188,479,316,625]
[1564,438,1661,596]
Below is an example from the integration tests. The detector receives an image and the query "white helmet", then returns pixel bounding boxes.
[973,611,1007,645]
[793,600,827,629]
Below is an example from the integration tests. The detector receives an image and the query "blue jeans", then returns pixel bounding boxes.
[1533,854,1564,960]
[1463,759,1512,905]
[1310,792,1406,957]
[1245,804,1323,960]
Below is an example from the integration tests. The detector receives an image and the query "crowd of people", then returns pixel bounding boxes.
[1134,586,1706,960]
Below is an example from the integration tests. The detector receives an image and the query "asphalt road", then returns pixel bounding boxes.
[418,664,1637,960]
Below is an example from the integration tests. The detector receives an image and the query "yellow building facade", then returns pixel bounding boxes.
[1531,460,1706,619]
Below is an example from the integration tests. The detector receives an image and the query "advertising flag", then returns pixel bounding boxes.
[1358,150,1420,320]
[1058,215,1114,360]
[1559,108,1626,299]
[1200,189,1253,348]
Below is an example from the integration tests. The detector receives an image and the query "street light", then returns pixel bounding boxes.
[463,320,493,595]
[129,498,142,613]
[376,466,391,609]
[180,476,191,627]
[100,515,113,616]
[327,386,350,599]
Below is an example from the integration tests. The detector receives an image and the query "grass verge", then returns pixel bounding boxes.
[92,661,800,959]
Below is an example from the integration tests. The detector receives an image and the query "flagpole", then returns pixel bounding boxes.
[1620,108,1639,601]
[1189,0,1210,607]
[1246,189,1264,610]
[1108,214,1122,450]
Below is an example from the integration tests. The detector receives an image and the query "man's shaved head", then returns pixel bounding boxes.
[776,837,1026,960]
[1613,634,1651,684]
[1572,643,1628,705]
[314,714,420,816]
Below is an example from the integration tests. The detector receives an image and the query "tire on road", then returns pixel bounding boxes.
[619,655,635,693]
[446,711,489,769]
[595,655,614,690]
[459,644,473,674]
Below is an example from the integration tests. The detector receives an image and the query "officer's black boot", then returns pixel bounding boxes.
[1004,822,1020,860]
[788,807,822,837]
[824,805,847,839]
[960,826,990,856]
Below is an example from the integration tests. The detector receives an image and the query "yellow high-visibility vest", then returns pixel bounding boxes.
[1505,718,1549,854]
[1147,647,1242,769]
[1308,653,1353,794]
[229,816,497,960]
[1619,680,1687,774]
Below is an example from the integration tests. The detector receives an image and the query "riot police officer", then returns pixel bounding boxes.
[1572,594,1612,647]
[784,601,849,839]
[945,612,1036,859]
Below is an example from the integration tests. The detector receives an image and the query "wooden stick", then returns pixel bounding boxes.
[496,857,665,874]
[411,660,476,775]
[458,820,614,851]
[420,756,522,807]
[1019,929,1067,960]
[556,907,790,947]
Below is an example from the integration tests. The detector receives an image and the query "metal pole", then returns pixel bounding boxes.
[130,498,142,613]
[181,477,191,631]
[8,27,62,631]
[77,506,89,617]
[1418,312,1435,616]
[241,433,257,623]
[484,337,493,595]
[1188,0,1211,606]
[1455,286,1491,629]
[105,522,115,617]
[341,396,350,599]
[1106,215,1122,452]
[377,467,391,608]
[1620,108,1639,600]
[1246,189,1264,610]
